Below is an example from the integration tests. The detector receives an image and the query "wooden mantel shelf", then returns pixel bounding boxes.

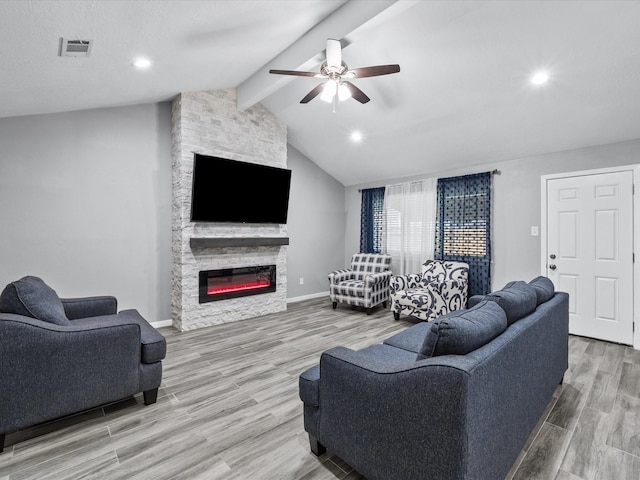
[190,237,290,249]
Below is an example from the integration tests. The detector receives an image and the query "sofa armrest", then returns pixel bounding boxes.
[328,269,354,284]
[430,279,466,295]
[317,346,472,480]
[0,314,142,434]
[299,364,320,406]
[61,296,118,319]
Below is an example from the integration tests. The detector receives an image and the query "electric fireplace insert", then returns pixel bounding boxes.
[199,265,277,303]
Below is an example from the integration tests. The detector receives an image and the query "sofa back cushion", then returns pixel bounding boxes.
[529,276,555,305]
[350,253,391,281]
[417,300,507,359]
[484,281,537,325]
[0,276,71,326]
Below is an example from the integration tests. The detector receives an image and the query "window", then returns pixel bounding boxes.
[383,179,437,275]
[435,172,492,296]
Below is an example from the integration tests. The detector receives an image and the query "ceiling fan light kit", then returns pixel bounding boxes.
[269,38,400,109]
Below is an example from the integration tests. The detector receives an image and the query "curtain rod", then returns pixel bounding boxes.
[358,169,501,192]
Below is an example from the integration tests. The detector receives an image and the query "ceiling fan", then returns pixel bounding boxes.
[269,38,400,107]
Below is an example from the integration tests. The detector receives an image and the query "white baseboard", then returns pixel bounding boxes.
[287,291,329,304]
[150,319,173,329]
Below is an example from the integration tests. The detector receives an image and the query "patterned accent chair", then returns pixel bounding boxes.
[328,254,392,315]
[390,260,469,321]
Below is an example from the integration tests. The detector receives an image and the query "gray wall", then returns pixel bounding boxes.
[287,145,345,299]
[0,101,346,322]
[5,98,635,315]
[346,138,640,290]
[0,103,173,321]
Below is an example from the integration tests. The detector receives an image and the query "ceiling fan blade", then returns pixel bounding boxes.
[269,69,325,78]
[300,83,326,104]
[325,38,342,69]
[344,64,400,78]
[342,81,370,104]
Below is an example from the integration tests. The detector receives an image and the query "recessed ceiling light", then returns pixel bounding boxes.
[351,131,363,143]
[133,57,152,69]
[531,70,550,86]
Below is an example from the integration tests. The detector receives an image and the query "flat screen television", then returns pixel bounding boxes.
[190,153,292,224]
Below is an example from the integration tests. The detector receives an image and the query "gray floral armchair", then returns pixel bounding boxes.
[390,260,468,321]
[328,253,392,314]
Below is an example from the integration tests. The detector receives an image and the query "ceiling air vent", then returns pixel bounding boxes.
[59,38,93,57]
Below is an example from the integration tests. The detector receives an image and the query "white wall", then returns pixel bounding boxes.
[346,138,640,290]
[287,145,345,299]
[0,103,172,321]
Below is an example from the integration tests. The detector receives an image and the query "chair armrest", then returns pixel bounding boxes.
[390,273,422,294]
[328,269,354,284]
[424,280,468,317]
[429,279,466,295]
[364,270,392,287]
[61,296,118,319]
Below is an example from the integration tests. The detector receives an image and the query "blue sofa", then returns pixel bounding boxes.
[0,276,166,453]
[299,276,568,480]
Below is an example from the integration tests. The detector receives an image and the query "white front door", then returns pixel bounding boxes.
[545,170,634,344]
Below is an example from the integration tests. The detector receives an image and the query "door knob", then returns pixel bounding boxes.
[550,254,556,259]
[549,264,557,270]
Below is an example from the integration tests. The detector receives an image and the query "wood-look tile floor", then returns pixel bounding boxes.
[2,297,640,479]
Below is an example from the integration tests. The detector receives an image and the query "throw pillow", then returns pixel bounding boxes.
[0,276,71,326]
[529,276,555,305]
[484,280,537,325]
[417,300,507,359]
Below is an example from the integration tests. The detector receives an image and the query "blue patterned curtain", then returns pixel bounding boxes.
[435,172,491,296]
[360,187,385,253]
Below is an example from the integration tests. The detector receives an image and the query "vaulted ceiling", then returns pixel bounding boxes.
[2,0,640,186]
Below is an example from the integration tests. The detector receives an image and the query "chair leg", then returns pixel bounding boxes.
[143,388,159,405]
[0,433,4,454]
[393,312,400,321]
[309,434,326,456]
[332,302,337,310]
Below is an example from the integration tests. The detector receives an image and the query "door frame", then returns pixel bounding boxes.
[541,165,640,350]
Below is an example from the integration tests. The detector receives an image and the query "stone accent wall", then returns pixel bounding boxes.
[171,89,288,331]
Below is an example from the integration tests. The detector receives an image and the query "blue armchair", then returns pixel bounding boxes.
[0,276,166,453]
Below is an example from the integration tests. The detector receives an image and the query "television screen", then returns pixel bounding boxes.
[190,153,292,224]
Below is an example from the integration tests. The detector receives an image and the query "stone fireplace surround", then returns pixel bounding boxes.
[171,89,288,331]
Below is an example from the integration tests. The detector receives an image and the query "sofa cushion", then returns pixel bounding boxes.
[417,300,507,359]
[383,322,431,353]
[529,276,555,305]
[484,281,538,325]
[0,276,71,326]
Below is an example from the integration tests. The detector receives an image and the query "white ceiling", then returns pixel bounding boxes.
[2,0,640,186]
